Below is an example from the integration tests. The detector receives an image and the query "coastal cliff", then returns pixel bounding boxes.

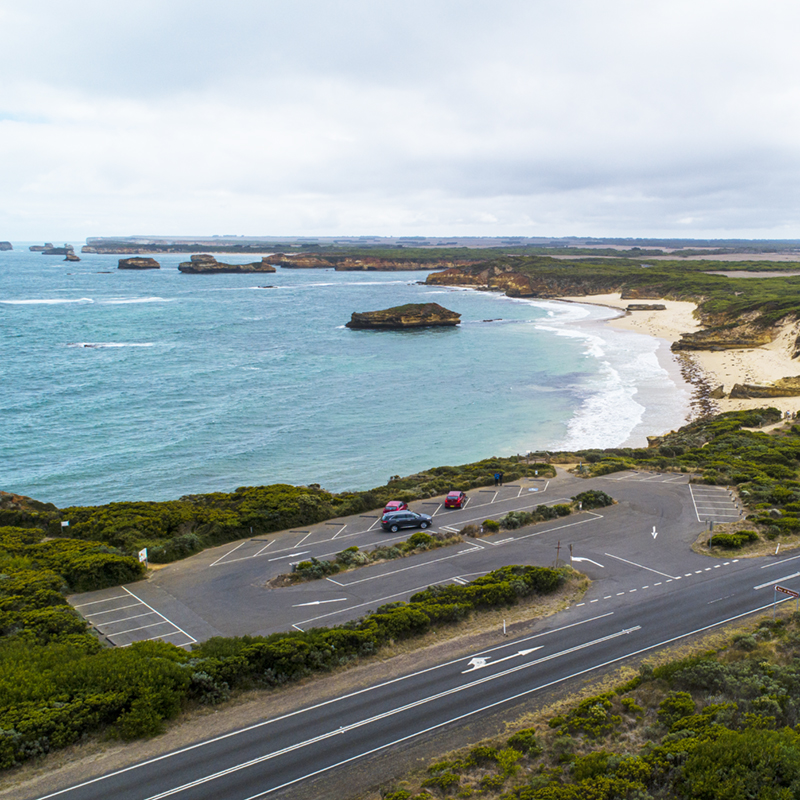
[119,257,161,270]
[178,254,277,274]
[346,303,461,329]
[266,253,470,271]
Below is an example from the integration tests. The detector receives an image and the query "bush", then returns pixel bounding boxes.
[482,519,500,532]
[572,490,614,509]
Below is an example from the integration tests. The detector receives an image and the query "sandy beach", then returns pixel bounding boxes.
[559,292,800,419]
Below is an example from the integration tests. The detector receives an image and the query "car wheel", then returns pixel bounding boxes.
[420,521,428,529]
[391,525,399,532]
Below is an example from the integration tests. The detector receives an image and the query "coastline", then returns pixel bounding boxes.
[559,292,800,420]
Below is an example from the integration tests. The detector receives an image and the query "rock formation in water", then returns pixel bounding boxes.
[346,303,461,329]
[0,241,12,251]
[119,257,161,270]
[64,253,80,262]
[177,254,277,274]
[42,244,75,256]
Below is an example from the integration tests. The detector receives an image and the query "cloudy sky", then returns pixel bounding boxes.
[1,0,799,240]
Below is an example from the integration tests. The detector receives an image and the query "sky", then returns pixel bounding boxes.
[1,0,800,241]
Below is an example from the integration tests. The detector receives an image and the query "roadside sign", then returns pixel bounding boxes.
[776,585,800,598]
[138,548,148,564]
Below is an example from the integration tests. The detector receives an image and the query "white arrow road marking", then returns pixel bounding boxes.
[463,647,543,673]
[571,556,605,568]
[651,526,658,539]
[268,552,310,562]
[291,599,348,607]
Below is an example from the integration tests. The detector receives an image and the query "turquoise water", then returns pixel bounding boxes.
[1,248,691,507]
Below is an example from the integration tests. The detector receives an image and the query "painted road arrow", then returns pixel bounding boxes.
[292,599,349,607]
[463,646,543,673]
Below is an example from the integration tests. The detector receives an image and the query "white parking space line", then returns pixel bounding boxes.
[209,540,249,567]
[73,594,127,608]
[84,602,142,617]
[253,540,275,557]
[118,586,197,647]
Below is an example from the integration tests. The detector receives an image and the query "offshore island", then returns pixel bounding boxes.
[7,237,800,799]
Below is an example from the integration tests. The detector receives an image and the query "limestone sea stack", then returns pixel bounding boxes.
[119,257,161,270]
[346,303,461,330]
[178,254,277,274]
[0,241,12,251]
[64,253,80,262]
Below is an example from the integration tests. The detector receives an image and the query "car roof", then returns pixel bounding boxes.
[447,490,462,496]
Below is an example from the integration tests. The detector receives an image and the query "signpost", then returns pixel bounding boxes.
[138,548,148,567]
[774,584,799,616]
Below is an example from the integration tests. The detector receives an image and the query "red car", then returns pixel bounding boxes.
[384,500,409,514]
[444,490,467,509]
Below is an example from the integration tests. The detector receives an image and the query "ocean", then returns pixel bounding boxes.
[0,247,691,507]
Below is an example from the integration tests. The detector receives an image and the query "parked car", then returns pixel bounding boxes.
[380,510,433,533]
[383,500,409,514]
[444,490,467,509]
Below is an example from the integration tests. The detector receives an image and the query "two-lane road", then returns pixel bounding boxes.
[42,545,798,800]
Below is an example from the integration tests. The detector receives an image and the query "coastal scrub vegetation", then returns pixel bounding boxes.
[382,612,800,800]
[0,562,567,769]
[1,458,554,563]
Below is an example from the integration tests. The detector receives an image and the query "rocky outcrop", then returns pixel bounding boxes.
[81,246,98,254]
[29,243,54,251]
[708,385,726,399]
[346,303,461,329]
[64,253,80,262]
[265,253,469,271]
[626,303,666,311]
[729,377,800,399]
[119,257,161,270]
[671,326,774,351]
[0,241,12,251]
[42,244,75,256]
[177,254,277,274]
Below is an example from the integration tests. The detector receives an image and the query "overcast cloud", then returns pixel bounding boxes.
[1,0,799,240]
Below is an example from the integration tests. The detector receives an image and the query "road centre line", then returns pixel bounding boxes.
[762,553,800,568]
[754,572,800,590]
[136,627,644,800]
[602,552,678,579]
[37,613,613,800]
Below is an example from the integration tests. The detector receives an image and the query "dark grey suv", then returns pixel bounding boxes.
[380,510,433,533]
